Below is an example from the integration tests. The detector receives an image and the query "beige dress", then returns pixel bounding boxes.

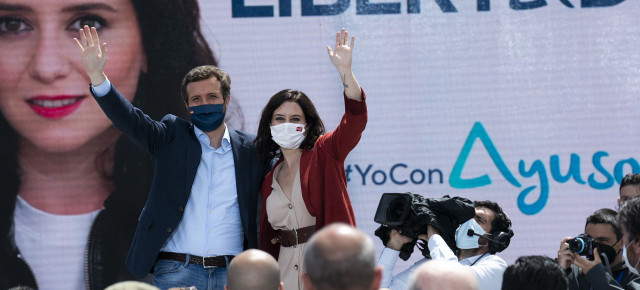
[266,163,316,290]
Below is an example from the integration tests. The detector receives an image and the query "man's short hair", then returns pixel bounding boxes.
[474,200,511,235]
[585,208,622,240]
[181,65,231,104]
[502,255,568,290]
[226,249,281,290]
[407,260,478,290]
[617,197,640,242]
[620,173,640,190]
[303,224,377,290]
[104,281,160,290]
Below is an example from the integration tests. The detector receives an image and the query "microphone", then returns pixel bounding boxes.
[467,229,506,246]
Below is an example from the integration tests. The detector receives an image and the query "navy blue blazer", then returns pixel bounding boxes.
[92,85,266,278]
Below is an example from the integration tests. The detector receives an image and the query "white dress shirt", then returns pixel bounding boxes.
[378,234,507,290]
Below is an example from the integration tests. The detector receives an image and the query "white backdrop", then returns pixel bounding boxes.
[200,0,639,272]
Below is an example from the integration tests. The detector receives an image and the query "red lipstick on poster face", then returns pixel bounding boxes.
[27,95,86,119]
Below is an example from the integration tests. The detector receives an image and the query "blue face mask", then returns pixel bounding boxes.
[189,104,225,132]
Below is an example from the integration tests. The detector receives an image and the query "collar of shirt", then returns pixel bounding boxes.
[460,253,485,265]
[193,125,232,153]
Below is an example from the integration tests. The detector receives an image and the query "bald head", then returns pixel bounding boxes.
[303,223,381,290]
[407,260,478,290]
[226,249,281,290]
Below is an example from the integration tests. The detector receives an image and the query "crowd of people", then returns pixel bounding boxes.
[108,178,640,290]
[0,1,638,288]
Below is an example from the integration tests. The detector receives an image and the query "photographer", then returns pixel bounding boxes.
[557,208,640,290]
[377,200,512,290]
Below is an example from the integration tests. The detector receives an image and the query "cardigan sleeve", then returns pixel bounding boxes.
[315,88,367,162]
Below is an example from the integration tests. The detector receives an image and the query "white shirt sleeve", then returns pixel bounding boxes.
[427,234,458,262]
[90,77,111,97]
[377,247,430,290]
[426,234,507,290]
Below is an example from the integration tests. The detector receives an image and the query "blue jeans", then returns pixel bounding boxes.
[153,255,229,290]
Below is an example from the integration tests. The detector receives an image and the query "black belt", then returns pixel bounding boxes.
[157,252,234,268]
[276,225,316,247]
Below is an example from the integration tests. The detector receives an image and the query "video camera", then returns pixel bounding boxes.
[373,192,475,260]
[374,193,413,226]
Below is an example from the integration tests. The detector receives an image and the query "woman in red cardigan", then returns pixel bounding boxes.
[254,28,367,290]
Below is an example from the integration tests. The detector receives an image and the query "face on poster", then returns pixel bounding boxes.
[200,0,640,268]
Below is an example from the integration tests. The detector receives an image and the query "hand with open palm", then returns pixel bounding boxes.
[73,25,108,86]
[327,28,361,100]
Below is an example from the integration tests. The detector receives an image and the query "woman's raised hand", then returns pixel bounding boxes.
[327,28,354,74]
[73,25,107,86]
[327,28,361,100]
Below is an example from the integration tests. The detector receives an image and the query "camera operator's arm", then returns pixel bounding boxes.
[558,237,576,270]
[378,229,426,290]
[423,225,458,262]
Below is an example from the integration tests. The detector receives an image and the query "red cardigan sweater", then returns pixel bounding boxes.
[259,91,368,259]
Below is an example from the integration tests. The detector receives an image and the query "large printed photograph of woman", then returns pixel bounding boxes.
[0,0,243,288]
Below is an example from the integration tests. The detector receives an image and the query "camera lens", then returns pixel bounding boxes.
[386,199,406,223]
[568,238,586,254]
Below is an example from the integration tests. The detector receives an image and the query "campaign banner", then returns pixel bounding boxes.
[201,0,639,270]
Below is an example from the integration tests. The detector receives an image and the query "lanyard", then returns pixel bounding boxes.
[615,271,624,284]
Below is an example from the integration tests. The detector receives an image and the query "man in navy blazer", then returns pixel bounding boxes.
[75,26,267,289]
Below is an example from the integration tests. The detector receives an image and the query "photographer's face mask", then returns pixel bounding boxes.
[595,240,618,265]
[455,218,486,249]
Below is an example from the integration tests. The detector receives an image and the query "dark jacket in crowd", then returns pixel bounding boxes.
[566,263,640,290]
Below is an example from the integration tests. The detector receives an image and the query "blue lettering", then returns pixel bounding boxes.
[390,163,409,185]
[560,0,576,8]
[582,0,625,8]
[478,0,490,11]
[588,151,614,190]
[410,169,426,184]
[434,0,458,12]
[614,158,640,183]
[518,159,549,215]
[450,122,521,189]
[232,0,273,17]
[408,0,420,13]
[372,170,387,185]
[429,169,444,184]
[280,0,292,16]
[302,0,350,16]
[549,154,586,184]
[355,164,373,185]
[510,0,547,10]
[356,0,400,14]
[345,164,352,182]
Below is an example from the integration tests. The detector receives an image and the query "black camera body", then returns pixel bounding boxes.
[568,234,596,260]
[374,193,413,226]
[373,192,476,260]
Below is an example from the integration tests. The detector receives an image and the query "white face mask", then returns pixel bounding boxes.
[455,218,486,250]
[623,240,640,275]
[270,123,306,149]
